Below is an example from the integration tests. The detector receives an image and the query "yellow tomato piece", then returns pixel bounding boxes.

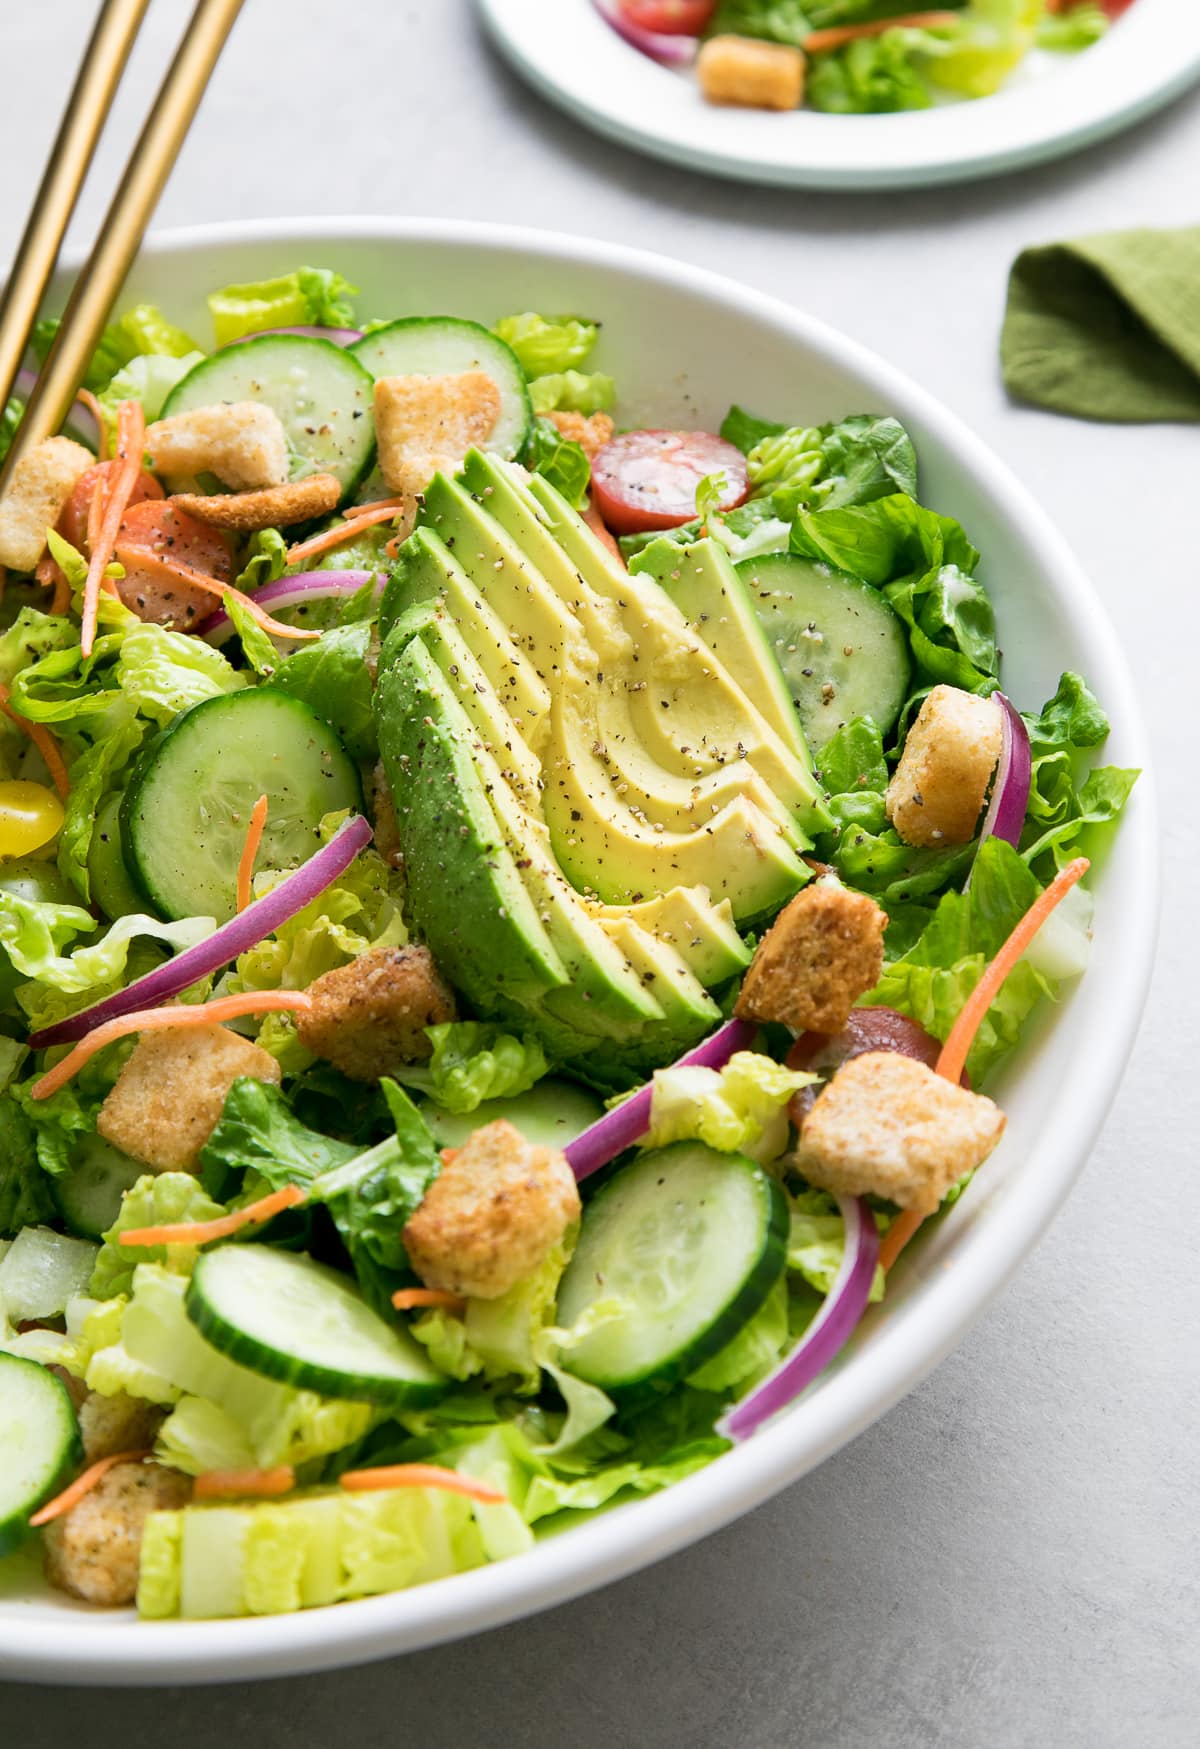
[0,780,66,859]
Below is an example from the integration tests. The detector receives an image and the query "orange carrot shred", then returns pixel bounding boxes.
[75,388,109,460]
[340,496,408,520]
[804,11,959,53]
[109,548,320,643]
[338,1464,506,1506]
[118,1182,307,1249]
[880,857,1091,1272]
[0,681,70,800]
[391,1288,467,1314]
[30,990,313,1101]
[29,1450,151,1527]
[193,1465,296,1501]
[286,505,405,566]
[236,794,269,914]
[82,400,144,657]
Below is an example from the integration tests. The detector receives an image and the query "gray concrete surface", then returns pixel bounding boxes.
[2,3,1198,1743]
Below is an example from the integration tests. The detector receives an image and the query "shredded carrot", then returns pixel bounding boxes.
[340,496,408,521]
[35,550,72,618]
[109,545,319,642]
[193,1465,296,1501]
[804,11,959,53]
[339,1464,506,1506]
[0,681,70,800]
[29,1450,151,1527]
[75,388,108,460]
[286,505,405,566]
[236,793,269,914]
[119,1182,307,1249]
[582,500,625,568]
[439,1148,459,1166]
[30,990,313,1101]
[880,857,1091,1273]
[390,1288,467,1314]
[81,400,144,657]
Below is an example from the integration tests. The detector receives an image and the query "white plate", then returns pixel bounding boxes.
[477,0,1200,189]
[0,217,1157,1685]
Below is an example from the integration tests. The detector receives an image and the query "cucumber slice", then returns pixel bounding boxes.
[53,1134,146,1239]
[88,791,145,920]
[120,689,361,922]
[556,1142,787,1394]
[186,1246,448,1408]
[350,318,531,459]
[159,335,376,501]
[421,1078,605,1153]
[735,553,911,750]
[0,1353,83,1556]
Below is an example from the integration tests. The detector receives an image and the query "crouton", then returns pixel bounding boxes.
[404,1119,580,1300]
[697,35,806,111]
[96,1024,281,1172]
[886,686,1002,848]
[0,436,94,572]
[736,883,886,1036]
[169,472,342,531]
[295,944,456,1082]
[797,1051,1006,1217]
[144,402,289,492]
[545,410,615,460]
[43,1460,192,1607]
[373,372,501,497]
[77,1390,167,1464]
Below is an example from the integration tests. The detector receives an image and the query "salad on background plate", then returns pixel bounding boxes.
[0,264,1135,1621]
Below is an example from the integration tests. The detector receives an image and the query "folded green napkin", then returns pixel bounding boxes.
[1001,226,1200,422]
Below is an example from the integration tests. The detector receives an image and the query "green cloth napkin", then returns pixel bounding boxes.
[1001,226,1200,422]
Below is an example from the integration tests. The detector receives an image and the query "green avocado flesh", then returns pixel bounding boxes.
[373,451,827,1080]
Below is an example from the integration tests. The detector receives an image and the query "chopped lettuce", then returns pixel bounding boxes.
[34,302,198,393]
[521,417,591,510]
[1036,2,1107,50]
[528,371,615,417]
[786,1186,887,1301]
[493,312,599,378]
[10,908,211,1006]
[199,1079,357,1202]
[115,623,247,725]
[207,267,358,347]
[1019,672,1138,876]
[271,621,377,757]
[411,1237,575,1394]
[393,1021,549,1116]
[0,1225,97,1323]
[809,29,937,114]
[233,527,289,593]
[0,1098,55,1236]
[688,1277,789,1391]
[91,1173,227,1298]
[646,1050,814,1165]
[56,708,146,903]
[921,0,1042,99]
[97,349,205,432]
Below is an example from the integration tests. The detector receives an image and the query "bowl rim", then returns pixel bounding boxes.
[0,216,1159,1687]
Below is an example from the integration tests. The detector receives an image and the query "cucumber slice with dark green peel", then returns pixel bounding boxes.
[735,553,911,751]
[186,1246,448,1408]
[556,1142,788,1395]
[159,335,376,501]
[0,1353,83,1556]
[350,318,531,459]
[88,791,145,920]
[120,689,361,922]
[52,1135,146,1239]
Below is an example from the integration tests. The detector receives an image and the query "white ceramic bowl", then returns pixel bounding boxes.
[0,218,1157,1686]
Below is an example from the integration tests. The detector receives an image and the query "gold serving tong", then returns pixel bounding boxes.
[0,0,245,494]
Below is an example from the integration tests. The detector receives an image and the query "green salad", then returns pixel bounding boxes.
[0,263,1135,1620]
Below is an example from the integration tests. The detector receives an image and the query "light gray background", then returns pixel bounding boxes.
[2,3,1198,1743]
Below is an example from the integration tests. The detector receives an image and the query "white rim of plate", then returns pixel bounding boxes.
[0,216,1159,1686]
[476,0,1200,189]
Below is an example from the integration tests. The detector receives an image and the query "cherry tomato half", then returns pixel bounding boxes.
[113,500,233,629]
[786,1007,955,1124]
[589,430,750,535]
[620,0,715,33]
[58,460,163,550]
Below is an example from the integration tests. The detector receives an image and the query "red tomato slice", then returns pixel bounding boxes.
[620,0,714,33]
[113,500,233,629]
[59,461,163,550]
[589,430,749,535]
[786,1007,957,1124]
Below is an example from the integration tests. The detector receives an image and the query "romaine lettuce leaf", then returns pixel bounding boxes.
[493,312,599,377]
[521,417,591,510]
[0,1098,54,1236]
[688,1276,789,1391]
[1036,2,1107,49]
[207,267,358,347]
[91,1173,228,1298]
[528,371,615,416]
[97,349,204,431]
[392,1020,549,1116]
[1018,672,1139,875]
[645,1050,814,1164]
[809,29,936,113]
[56,706,146,903]
[199,1078,358,1202]
[921,0,1041,99]
[271,621,377,758]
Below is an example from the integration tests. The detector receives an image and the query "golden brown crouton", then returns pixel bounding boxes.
[373,372,501,497]
[697,35,806,111]
[887,686,1002,848]
[295,944,456,1082]
[144,402,289,491]
[43,1460,192,1607]
[545,410,615,460]
[170,472,342,531]
[404,1119,580,1300]
[96,1024,281,1172]
[798,1051,1006,1217]
[0,436,94,571]
[77,1390,167,1464]
[736,883,887,1036]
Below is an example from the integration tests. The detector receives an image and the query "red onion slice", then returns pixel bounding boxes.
[564,1016,756,1182]
[717,1193,879,1443]
[29,814,374,1049]
[591,0,700,66]
[200,570,384,646]
[977,692,1032,853]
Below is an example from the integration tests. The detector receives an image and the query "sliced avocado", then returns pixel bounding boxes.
[590,888,751,987]
[375,637,568,1014]
[595,915,720,1056]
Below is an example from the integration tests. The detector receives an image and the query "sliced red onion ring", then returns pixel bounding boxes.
[717,1194,879,1443]
[28,814,374,1050]
[226,324,363,347]
[564,1016,756,1182]
[591,0,700,66]
[200,570,384,646]
[977,692,1032,853]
